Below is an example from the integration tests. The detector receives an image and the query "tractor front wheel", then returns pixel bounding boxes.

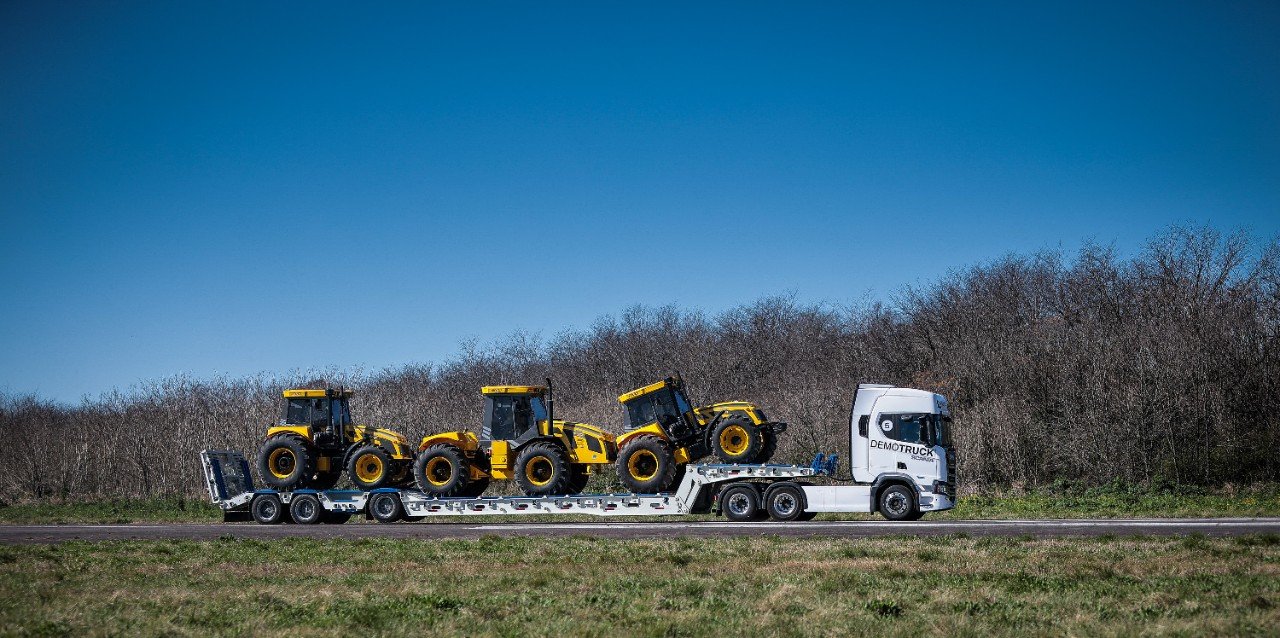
[711,417,763,463]
[346,445,396,490]
[514,442,572,496]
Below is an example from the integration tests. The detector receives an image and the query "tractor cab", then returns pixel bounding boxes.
[281,389,353,451]
[619,376,704,454]
[480,385,551,445]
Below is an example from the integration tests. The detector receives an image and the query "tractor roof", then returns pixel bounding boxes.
[617,379,672,403]
[282,389,354,399]
[480,385,546,396]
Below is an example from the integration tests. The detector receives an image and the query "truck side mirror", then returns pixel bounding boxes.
[858,415,868,438]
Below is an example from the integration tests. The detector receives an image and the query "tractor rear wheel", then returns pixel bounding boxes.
[514,442,572,496]
[413,444,472,497]
[347,445,396,490]
[616,435,677,494]
[258,434,315,490]
[711,417,763,463]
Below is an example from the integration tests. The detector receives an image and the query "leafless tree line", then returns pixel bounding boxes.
[1,225,1276,502]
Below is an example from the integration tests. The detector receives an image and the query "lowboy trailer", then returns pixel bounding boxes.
[201,384,956,524]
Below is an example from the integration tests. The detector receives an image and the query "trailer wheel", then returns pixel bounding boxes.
[289,493,324,525]
[720,484,764,522]
[514,442,572,496]
[878,484,917,521]
[711,417,763,463]
[251,494,287,525]
[368,492,404,523]
[413,444,472,496]
[764,484,806,522]
[617,435,677,493]
[347,445,395,490]
[258,434,315,490]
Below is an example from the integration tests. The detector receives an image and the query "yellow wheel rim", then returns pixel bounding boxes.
[268,448,295,479]
[524,456,554,487]
[425,457,453,487]
[627,450,659,481]
[719,425,750,456]
[354,453,385,483]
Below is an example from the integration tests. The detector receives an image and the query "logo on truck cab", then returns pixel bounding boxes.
[870,439,936,459]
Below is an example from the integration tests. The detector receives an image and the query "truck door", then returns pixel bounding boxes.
[868,412,940,481]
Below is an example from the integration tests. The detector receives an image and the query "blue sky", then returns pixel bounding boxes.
[2,2,1278,403]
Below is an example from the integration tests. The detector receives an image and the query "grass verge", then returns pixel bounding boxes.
[0,534,1277,636]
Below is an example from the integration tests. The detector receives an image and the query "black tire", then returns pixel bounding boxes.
[322,512,352,524]
[616,435,677,494]
[514,442,572,496]
[764,484,806,522]
[568,467,591,494]
[289,493,324,525]
[720,484,763,521]
[311,467,342,490]
[346,445,396,490]
[711,417,764,463]
[757,429,778,464]
[368,492,404,523]
[413,444,472,497]
[258,434,315,490]
[878,484,917,521]
[251,494,287,525]
[462,476,491,498]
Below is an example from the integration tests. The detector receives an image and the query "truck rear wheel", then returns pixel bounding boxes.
[720,484,764,522]
[413,444,472,497]
[368,492,404,523]
[289,493,324,525]
[514,442,572,496]
[258,434,315,490]
[617,435,677,493]
[347,445,395,490]
[251,494,287,525]
[711,417,763,463]
[765,484,806,521]
[878,484,917,521]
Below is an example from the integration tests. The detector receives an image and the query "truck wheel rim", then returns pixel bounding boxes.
[374,495,395,517]
[885,492,908,516]
[774,493,797,516]
[627,450,658,481]
[297,500,314,519]
[726,492,751,516]
[356,455,384,483]
[425,457,453,486]
[268,449,295,479]
[719,426,750,456]
[259,500,277,518]
[525,457,554,486]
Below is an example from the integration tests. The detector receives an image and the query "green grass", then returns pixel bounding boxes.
[0,535,1277,636]
[1,482,1277,524]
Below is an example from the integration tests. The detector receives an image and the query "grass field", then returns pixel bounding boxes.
[0,534,1276,636]
[1,483,1277,525]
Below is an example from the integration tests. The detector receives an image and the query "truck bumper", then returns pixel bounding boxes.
[918,492,955,512]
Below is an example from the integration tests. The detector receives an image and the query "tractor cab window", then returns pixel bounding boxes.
[283,397,335,429]
[673,389,692,415]
[333,399,352,426]
[485,395,546,441]
[309,399,331,429]
[626,389,683,429]
[877,413,930,445]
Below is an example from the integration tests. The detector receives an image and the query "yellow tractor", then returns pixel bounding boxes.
[257,388,415,491]
[615,374,787,493]
[412,381,616,497]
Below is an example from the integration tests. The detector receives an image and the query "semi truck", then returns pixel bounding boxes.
[202,383,956,523]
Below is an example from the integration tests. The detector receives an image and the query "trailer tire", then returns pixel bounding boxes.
[347,445,396,490]
[878,484,917,521]
[258,434,315,490]
[720,484,764,522]
[368,492,404,523]
[251,494,287,525]
[617,435,677,493]
[289,493,324,525]
[711,417,763,463]
[413,444,472,497]
[764,483,806,522]
[514,442,573,496]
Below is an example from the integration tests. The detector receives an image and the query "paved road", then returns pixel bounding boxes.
[2,518,1278,544]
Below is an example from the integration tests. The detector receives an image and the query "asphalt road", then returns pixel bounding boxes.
[1,518,1277,544]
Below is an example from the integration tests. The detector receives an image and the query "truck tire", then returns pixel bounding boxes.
[764,483,806,521]
[711,417,763,463]
[251,494,287,525]
[289,493,324,525]
[878,484,917,521]
[617,435,677,494]
[514,442,572,496]
[720,484,764,522]
[413,444,472,497]
[347,445,395,490]
[258,434,315,490]
[368,492,404,523]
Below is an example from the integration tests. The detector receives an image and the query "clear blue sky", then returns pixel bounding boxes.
[2,2,1277,403]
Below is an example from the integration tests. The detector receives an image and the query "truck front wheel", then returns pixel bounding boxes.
[878,485,918,521]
